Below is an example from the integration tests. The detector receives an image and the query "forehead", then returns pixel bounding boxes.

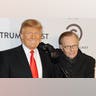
[22,26,41,32]
[61,35,79,45]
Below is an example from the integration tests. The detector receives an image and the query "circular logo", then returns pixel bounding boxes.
[66,24,83,40]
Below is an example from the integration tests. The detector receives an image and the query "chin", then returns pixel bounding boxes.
[30,46,37,49]
[68,55,75,59]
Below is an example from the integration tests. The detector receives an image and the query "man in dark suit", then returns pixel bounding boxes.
[53,31,95,78]
[0,19,54,78]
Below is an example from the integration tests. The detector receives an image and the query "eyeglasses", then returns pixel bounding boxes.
[63,44,78,50]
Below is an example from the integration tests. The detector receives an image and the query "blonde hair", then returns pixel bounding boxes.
[20,19,42,34]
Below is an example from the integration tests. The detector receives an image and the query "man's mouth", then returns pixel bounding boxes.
[30,40,36,43]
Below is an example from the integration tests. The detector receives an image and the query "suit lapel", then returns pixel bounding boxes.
[38,47,49,78]
[16,45,32,78]
[15,45,49,78]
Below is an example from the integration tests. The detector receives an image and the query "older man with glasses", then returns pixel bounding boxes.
[53,31,95,78]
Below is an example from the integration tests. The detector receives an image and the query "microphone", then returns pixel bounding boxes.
[38,42,60,58]
[38,42,65,60]
[38,42,48,51]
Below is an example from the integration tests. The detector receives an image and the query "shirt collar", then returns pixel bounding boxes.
[22,44,38,54]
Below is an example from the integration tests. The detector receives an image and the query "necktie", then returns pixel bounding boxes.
[30,50,38,78]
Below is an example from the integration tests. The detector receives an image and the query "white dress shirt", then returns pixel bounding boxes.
[22,44,42,78]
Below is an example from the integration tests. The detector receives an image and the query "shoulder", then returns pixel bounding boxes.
[82,53,95,67]
[83,53,95,62]
[78,49,95,63]
[1,45,23,55]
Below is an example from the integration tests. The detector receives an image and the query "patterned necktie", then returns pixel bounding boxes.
[30,50,38,78]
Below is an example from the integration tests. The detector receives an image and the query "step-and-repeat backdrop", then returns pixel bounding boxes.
[0,18,96,60]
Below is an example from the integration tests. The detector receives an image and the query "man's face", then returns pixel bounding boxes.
[20,27,42,50]
[60,35,79,59]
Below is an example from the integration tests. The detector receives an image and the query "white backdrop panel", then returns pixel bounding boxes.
[0,18,96,60]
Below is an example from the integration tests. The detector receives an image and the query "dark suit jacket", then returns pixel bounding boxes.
[0,44,54,78]
[53,49,95,78]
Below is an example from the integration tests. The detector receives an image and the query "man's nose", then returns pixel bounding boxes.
[30,33,36,38]
[69,46,74,51]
